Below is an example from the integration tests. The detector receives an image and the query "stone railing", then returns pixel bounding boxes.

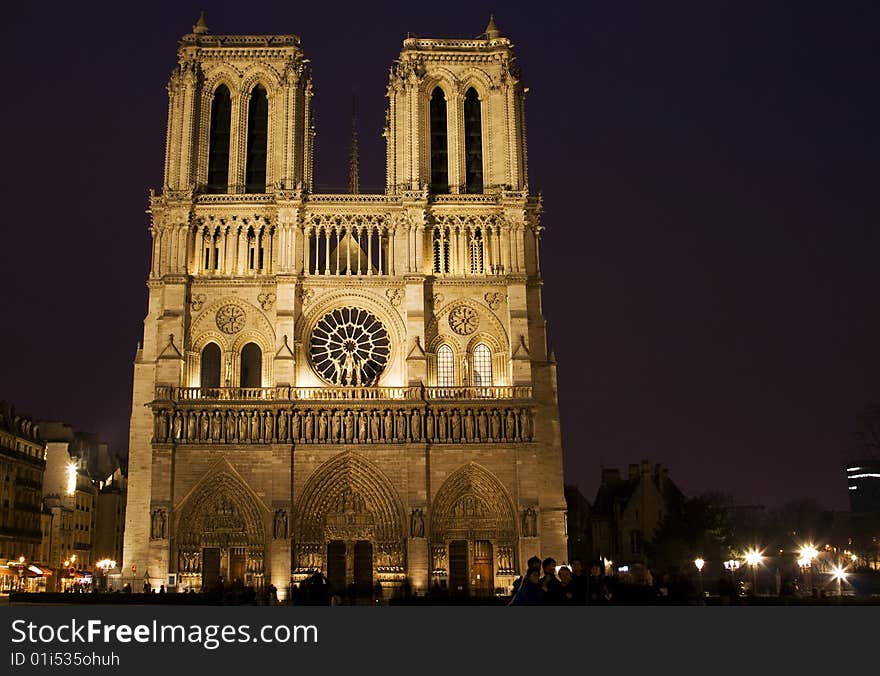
[157,385,530,402]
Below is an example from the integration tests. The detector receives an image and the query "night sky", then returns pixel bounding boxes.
[1,1,877,510]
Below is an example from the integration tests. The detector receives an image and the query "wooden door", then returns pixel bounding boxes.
[449,540,469,596]
[202,547,221,591]
[354,541,373,595]
[326,541,346,595]
[472,541,494,597]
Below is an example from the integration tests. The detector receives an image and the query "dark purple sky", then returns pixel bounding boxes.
[1,1,877,510]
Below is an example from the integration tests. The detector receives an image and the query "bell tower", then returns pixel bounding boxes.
[385,16,528,194]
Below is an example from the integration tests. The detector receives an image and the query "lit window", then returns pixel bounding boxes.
[472,344,492,386]
[437,345,455,387]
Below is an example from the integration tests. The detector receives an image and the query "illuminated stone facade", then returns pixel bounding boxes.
[123,16,566,598]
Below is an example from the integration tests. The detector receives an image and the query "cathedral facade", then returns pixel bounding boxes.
[123,15,566,598]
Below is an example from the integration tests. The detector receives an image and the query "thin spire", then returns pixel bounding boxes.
[483,14,501,39]
[348,94,360,194]
[193,10,209,35]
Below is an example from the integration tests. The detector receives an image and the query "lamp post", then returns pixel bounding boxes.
[723,559,740,600]
[16,556,26,593]
[744,549,762,599]
[694,558,705,604]
[830,565,847,598]
[96,559,116,592]
[798,544,818,598]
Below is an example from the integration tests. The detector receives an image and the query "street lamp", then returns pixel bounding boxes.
[798,544,818,597]
[723,559,741,598]
[694,558,705,603]
[830,565,848,598]
[16,556,26,593]
[96,559,116,592]
[744,549,762,597]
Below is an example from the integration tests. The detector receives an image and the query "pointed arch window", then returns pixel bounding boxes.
[200,343,221,389]
[245,85,268,193]
[472,343,492,387]
[430,87,449,194]
[433,227,450,274]
[464,88,483,193]
[240,343,262,388]
[206,85,231,193]
[469,227,484,275]
[437,344,455,387]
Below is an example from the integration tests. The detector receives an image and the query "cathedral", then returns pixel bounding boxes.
[123,14,566,599]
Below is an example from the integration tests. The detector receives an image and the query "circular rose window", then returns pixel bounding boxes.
[309,307,390,386]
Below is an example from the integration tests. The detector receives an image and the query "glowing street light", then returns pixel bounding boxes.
[798,544,819,597]
[831,565,848,597]
[744,549,762,597]
[694,558,705,603]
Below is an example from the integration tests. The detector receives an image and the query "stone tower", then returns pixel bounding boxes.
[123,15,566,599]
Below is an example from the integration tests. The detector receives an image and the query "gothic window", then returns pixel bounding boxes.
[464,88,483,193]
[433,227,450,274]
[469,228,484,275]
[472,343,492,387]
[240,343,262,388]
[201,343,221,389]
[437,344,455,387]
[309,307,390,386]
[430,87,449,194]
[245,85,268,193]
[206,85,231,193]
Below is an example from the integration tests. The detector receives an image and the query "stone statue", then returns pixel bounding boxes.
[273,509,288,539]
[410,508,425,538]
[522,507,537,537]
[490,410,501,441]
[370,410,380,442]
[396,410,407,441]
[187,411,197,442]
[278,410,288,441]
[304,411,314,442]
[150,509,166,539]
[212,411,222,442]
[450,410,461,442]
[438,410,448,441]
[358,411,368,443]
[331,411,341,442]
[505,409,517,441]
[477,409,488,441]
[464,410,475,441]
[520,409,531,441]
[426,410,435,441]
[225,410,236,442]
[410,409,421,441]
[294,411,303,442]
[238,411,247,442]
[200,411,209,442]
[318,411,328,442]
[383,410,393,441]
[250,411,260,442]
[158,410,169,442]
[264,410,274,442]
[173,411,183,440]
[344,410,354,442]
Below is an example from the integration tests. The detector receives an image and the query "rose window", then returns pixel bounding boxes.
[309,307,390,386]
[448,305,479,335]
[216,304,245,334]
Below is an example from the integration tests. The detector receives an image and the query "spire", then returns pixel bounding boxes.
[348,94,360,194]
[192,11,209,35]
[483,14,501,39]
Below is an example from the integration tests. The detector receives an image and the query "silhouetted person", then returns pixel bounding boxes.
[541,557,562,604]
[510,568,545,606]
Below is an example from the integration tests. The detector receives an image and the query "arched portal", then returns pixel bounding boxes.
[430,463,517,596]
[175,471,267,592]
[294,452,405,596]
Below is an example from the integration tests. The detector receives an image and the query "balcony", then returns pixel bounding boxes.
[155,385,531,402]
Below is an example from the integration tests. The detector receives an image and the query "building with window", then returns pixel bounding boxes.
[590,462,682,567]
[0,402,47,592]
[124,15,566,598]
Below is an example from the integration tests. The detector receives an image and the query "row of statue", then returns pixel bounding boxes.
[153,406,534,445]
[429,543,516,576]
[176,549,265,575]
